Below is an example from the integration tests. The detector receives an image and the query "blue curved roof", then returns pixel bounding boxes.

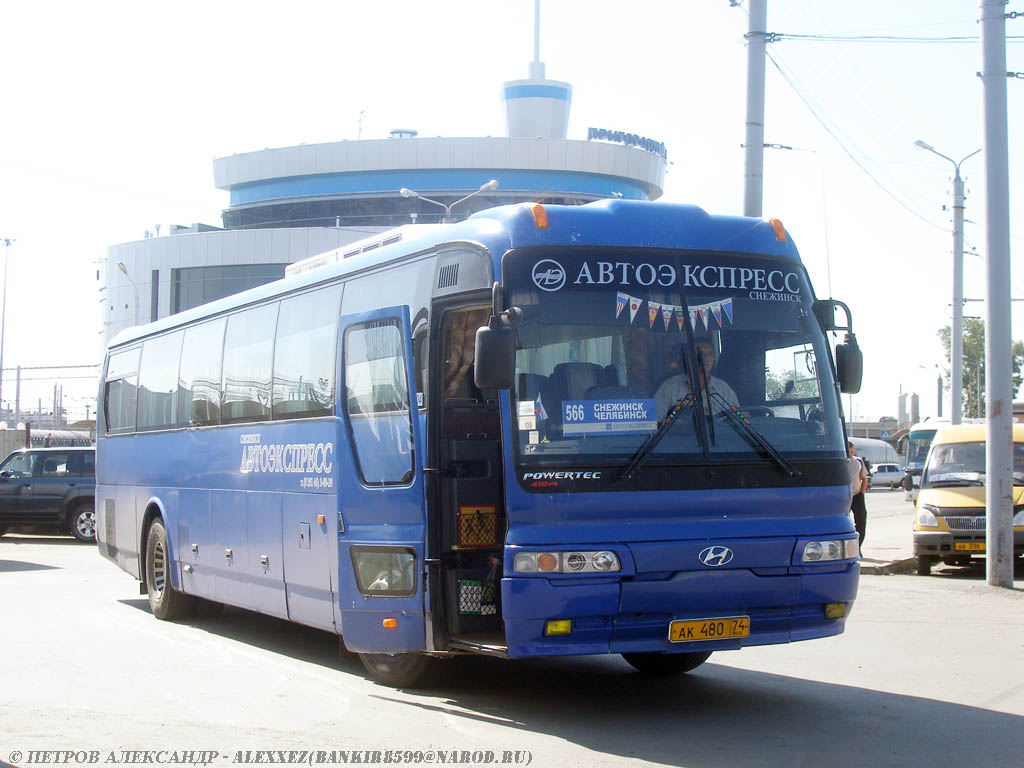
[228,168,650,208]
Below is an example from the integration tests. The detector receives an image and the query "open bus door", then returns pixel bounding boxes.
[335,306,428,660]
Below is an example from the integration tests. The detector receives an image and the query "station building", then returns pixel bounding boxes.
[101,60,666,347]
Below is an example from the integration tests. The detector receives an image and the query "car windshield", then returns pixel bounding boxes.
[923,441,1024,486]
[505,249,846,469]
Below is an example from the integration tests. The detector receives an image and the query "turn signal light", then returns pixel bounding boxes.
[382,618,398,629]
[769,218,787,242]
[531,203,549,228]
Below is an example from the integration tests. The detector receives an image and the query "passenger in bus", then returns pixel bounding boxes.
[654,338,739,420]
[444,308,490,399]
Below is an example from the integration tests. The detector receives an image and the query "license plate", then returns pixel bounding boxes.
[955,542,985,552]
[669,616,750,643]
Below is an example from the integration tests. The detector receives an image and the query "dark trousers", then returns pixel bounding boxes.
[851,492,867,546]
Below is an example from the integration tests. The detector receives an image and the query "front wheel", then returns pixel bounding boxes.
[358,652,444,688]
[68,503,96,543]
[621,651,713,675]
[145,518,194,620]
[915,555,934,576]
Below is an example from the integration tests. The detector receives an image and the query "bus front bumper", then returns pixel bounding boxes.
[500,563,859,659]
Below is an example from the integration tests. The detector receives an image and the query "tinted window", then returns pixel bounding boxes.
[178,319,226,427]
[104,347,141,433]
[222,303,278,424]
[1,452,37,478]
[273,285,341,420]
[343,319,413,486]
[172,264,288,314]
[39,453,71,477]
[138,332,183,431]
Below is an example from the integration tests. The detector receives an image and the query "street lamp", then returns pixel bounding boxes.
[914,140,981,425]
[0,237,13,420]
[116,261,140,326]
[399,179,499,223]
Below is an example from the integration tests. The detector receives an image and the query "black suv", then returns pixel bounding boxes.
[0,447,96,542]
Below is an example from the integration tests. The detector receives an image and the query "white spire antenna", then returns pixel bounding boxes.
[530,0,544,79]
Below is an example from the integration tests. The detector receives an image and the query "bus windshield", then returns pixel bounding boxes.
[505,249,845,469]
[906,429,937,472]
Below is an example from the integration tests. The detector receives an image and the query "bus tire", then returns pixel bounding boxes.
[145,518,194,620]
[915,556,933,576]
[68,502,96,543]
[358,652,444,688]
[621,651,712,675]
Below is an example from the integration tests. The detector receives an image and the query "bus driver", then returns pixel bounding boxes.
[654,337,740,420]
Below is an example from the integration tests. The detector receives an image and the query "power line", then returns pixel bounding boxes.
[772,32,1024,44]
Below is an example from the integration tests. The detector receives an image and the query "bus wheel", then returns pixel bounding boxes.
[358,652,444,688]
[68,503,96,543]
[145,518,194,620]
[915,556,933,576]
[621,651,712,675]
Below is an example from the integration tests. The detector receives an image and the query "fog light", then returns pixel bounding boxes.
[824,603,846,619]
[545,619,572,636]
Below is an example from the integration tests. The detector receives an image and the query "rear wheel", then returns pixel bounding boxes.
[915,555,934,576]
[145,518,194,620]
[358,652,444,688]
[68,503,96,543]
[621,651,713,675]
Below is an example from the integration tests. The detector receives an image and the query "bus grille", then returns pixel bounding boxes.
[944,516,986,531]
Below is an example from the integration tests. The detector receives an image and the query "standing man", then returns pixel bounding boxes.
[848,441,868,545]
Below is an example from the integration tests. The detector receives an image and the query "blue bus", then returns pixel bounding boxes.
[96,199,863,686]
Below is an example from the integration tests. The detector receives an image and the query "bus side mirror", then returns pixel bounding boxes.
[474,281,521,390]
[835,333,863,394]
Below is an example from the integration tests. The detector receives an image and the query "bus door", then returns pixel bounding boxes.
[434,305,506,649]
[335,306,427,654]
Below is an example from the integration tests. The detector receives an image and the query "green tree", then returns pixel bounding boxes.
[937,318,1024,418]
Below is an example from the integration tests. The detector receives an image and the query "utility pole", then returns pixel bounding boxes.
[980,0,1013,588]
[743,0,767,217]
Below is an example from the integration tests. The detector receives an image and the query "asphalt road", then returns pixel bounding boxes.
[1,534,1022,768]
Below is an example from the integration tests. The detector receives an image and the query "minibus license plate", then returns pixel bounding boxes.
[954,542,985,552]
[669,616,749,643]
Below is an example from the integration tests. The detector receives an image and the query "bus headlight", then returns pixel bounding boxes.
[918,505,939,527]
[801,539,854,562]
[513,550,621,574]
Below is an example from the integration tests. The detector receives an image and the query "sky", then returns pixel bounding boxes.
[0,0,1021,423]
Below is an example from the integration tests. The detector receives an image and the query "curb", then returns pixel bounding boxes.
[860,557,916,576]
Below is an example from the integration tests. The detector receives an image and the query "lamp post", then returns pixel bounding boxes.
[116,261,140,326]
[913,140,980,425]
[400,180,499,223]
[0,237,12,420]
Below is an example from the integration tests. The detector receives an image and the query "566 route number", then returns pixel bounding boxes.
[564,404,587,422]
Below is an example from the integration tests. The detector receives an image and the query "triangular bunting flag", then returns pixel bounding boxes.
[615,292,629,319]
[647,301,662,328]
[690,308,701,330]
[722,297,734,324]
[698,306,708,328]
[711,301,723,327]
[628,295,642,323]
[661,304,673,331]
[674,305,684,331]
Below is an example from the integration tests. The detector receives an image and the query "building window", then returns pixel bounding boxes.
[171,264,288,314]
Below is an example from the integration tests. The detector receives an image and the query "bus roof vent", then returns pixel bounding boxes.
[437,263,459,289]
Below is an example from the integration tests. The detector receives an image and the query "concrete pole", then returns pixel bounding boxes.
[980,0,1013,588]
[743,0,767,218]
[951,171,965,425]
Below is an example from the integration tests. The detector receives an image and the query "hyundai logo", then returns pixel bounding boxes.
[698,546,734,567]
[531,259,566,291]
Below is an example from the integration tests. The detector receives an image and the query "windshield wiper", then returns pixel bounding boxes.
[695,348,716,446]
[707,390,801,478]
[618,393,695,481]
[927,478,985,487]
